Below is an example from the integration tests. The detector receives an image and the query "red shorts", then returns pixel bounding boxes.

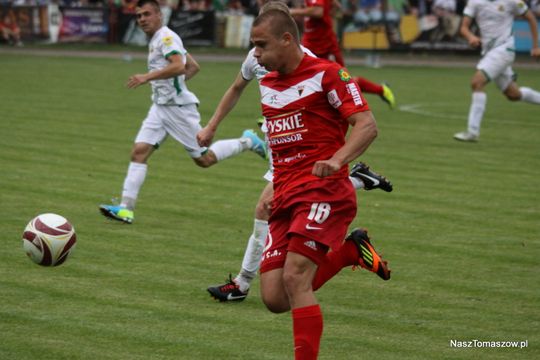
[260,178,357,273]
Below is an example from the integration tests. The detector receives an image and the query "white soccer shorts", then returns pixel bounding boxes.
[477,44,516,92]
[135,103,208,158]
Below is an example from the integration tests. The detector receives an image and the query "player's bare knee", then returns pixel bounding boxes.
[255,200,269,219]
[193,152,217,168]
[471,72,487,91]
[282,267,309,295]
[504,88,521,101]
[506,93,521,101]
[261,296,289,313]
[130,145,151,163]
[471,80,484,92]
[193,157,212,168]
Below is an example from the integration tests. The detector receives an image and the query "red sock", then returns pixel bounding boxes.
[354,76,383,95]
[292,304,323,360]
[312,240,358,291]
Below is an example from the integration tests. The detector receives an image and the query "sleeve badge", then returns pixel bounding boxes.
[163,36,173,47]
[338,68,351,82]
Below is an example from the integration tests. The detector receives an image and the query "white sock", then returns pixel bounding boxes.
[520,87,540,104]
[209,139,248,162]
[349,176,364,190]
[121,162,147,210]
[235,218,268,292]
[467,92,487,136]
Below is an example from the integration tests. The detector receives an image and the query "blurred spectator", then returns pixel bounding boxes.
[108,0,120,42]
[240,0,258,15]
[158,0,172,23]
[431,0,460,41]
[118,0,137,41]
[530,0,540,16]
[185,0,208,10]
[226,0,245,13]
[353,0,382,29]
[0,12,23,46]
[351,0,402,43]
[409,0,433,16]
[352,0,401,30]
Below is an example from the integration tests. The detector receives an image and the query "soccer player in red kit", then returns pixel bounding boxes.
[290,0,396,109]
[251,9,390,360]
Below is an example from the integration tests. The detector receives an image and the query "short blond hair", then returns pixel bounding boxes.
[253,8,299,42]
[259,0,290,15]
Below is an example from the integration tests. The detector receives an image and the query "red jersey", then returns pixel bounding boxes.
[302,0,339,59]
[259,55,370,199]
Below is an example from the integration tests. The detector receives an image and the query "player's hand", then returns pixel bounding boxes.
[312,159,341,178]
[197,126,215,147]
[127,74,148,89]
[530,47,540,58]
[468,36,481,48]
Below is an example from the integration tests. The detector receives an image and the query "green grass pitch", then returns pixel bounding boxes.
[0,52,538,359]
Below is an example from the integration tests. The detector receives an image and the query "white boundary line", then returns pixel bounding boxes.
[398,103,464,121]
[398,102,540,127]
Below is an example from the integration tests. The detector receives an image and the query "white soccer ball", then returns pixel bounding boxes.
[22,213,77,266]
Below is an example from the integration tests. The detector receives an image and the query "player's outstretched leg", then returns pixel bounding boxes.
[353,77,396,109]
[207,274,249,302]
[99,205,134,224]
[350,162,393,192]
[241,129,268,159]
[346,228,391,280]
[380,83,396,109]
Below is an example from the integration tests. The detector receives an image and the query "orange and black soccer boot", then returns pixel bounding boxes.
[346,228,391,280]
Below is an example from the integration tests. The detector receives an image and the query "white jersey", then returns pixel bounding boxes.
[147,26,199,106]
[240,45,316,82]
[463,0,529,54]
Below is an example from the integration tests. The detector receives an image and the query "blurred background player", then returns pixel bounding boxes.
[454,0,540,142]
[202,0,393,303]
[289,0,396,109]
[99,0,266,224]
[0,13,23,47]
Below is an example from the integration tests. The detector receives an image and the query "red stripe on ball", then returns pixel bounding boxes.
[34,217,70,236]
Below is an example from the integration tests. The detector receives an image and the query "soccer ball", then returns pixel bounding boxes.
[22,213,77,266]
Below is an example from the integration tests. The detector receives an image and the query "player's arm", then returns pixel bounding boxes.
[127,53,185,89]
[197,71,251,147]
[523,10,540,57]
[184,53,201,81]
[460,15,481,48]
[290,4,324,19]
[312,111,378,177]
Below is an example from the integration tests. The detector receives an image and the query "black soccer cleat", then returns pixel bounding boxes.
[207,274,249,302]
[350,162,393,192]
[346,228,391,281]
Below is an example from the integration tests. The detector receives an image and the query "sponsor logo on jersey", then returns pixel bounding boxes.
[281,152,306,164]
[346,83,363,106]
[269,132,305,146]
[266,111,305,133]
[339,68,351,82]
[163,36,173,46]
[327,89,342,108]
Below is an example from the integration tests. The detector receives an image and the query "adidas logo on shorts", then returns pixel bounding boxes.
[303,240,317,251]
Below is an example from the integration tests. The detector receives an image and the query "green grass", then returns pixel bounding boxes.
[0,53,539,360]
